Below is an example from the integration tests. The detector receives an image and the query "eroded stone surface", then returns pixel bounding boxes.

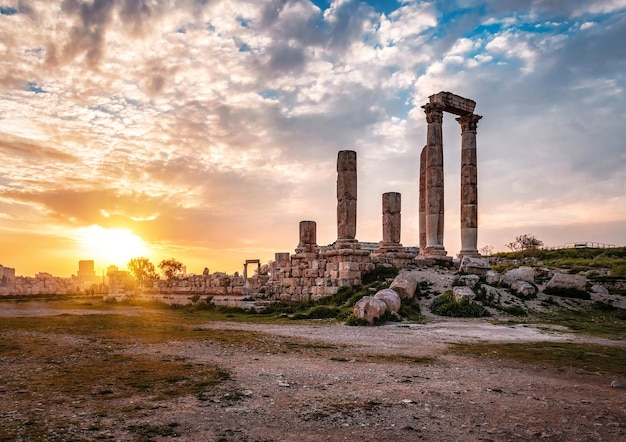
[374,288,401,313]
[353,296,387,324]
[389,270,420,300]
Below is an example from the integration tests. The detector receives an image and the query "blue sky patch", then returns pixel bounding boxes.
[0,6,17,16]
[26,82,45,94]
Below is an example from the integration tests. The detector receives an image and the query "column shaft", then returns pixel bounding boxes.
[418,147,427,252]
[382,192,401,245]
[336,150,357,243]
[296,220,317,254]
[422,102,446,256]
[456,114,482,257]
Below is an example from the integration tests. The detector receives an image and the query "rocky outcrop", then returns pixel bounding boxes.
[502,266,535,286]
[459,274,480,289]
[485,270,501,286]
[544,273,589,299]
[510,281,536,299]
[459,256,491,275]
[545,273,587,292]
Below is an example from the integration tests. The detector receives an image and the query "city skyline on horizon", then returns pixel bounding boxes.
[1,1,625,277]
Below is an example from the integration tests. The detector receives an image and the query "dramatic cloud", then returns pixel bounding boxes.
[0,0,624,276]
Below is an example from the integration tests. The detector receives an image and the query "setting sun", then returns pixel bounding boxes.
[76,226,150,269]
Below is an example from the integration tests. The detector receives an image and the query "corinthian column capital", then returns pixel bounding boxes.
[422,102,445,124]
[456,113,482,133]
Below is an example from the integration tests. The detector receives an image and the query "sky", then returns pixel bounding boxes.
[1,0,625,277]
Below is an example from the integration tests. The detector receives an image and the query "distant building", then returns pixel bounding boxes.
[0,265,16,293]
[77,260,100,290]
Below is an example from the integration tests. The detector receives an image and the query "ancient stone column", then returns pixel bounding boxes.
[296,220,317,254]
[336,150,357,245]
[418,147,427,252]
[422,102,446,256]
[456,113,482,257]
[382,192,401,247]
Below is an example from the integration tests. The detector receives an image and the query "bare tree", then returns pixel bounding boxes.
[479,245,494,256]
[506,234,544,252]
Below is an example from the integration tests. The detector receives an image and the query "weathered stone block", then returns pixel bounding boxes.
[502,267,535,286]
[459,256,490,275]
[453,286,475,302]
[485,270,501,286]
[374,288,401,313]
[389,270,419,300]
[459,274,480,289]
[510,281,536,299]
[353,296,387,324]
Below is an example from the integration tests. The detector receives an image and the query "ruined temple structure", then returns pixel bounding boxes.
[419,91,482,262]
[109,92,484,302]
[266,150,424,301]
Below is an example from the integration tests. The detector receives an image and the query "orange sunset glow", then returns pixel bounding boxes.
[1,1,625,278]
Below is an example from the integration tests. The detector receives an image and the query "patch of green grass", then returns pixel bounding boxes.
[449,341,626,376]
[362,265,399,285]
[537,306,626,339]
[430,291,490,318]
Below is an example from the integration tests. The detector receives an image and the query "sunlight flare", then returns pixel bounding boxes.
[76,225,149,269]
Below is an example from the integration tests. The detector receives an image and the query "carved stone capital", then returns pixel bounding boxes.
[456,114,482,133]
[422,102,445,124]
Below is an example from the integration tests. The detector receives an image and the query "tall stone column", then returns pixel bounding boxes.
[456,113,482,257]
[422,102,447,256]
[296,220,317,254]
[418,147,427,252]
[336,150,357,247]
[382,192,401,247]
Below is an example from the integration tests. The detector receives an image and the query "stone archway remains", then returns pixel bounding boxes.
[419,91,482,260]
[243,259,261,280]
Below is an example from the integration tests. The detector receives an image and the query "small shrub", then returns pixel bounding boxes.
[362,266,399,285]
[610,262,626,278]
[345,315,370,326]
[397,297,422,322]
[430,291,490,318]
[306,305,341,319]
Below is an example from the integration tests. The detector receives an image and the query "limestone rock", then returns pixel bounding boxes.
[502,266,535,286]
[389,270,419,300]
[453,286,475,302]
[485,270,501,286]
[545,273,587,292]
[374,288,401,313]
[459,274,480,289]
[353,296,388,324]
[459,256,491,275]
[481,284,500,299]
[510,281,536,299]
[591,284,609,296]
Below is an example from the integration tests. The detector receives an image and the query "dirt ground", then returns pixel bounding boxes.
[1,303,625,441]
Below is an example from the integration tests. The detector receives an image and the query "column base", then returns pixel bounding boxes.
[415,255,454,267]
[422,245,448,257]
[458,249,481,259]
[334,238,361,250]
